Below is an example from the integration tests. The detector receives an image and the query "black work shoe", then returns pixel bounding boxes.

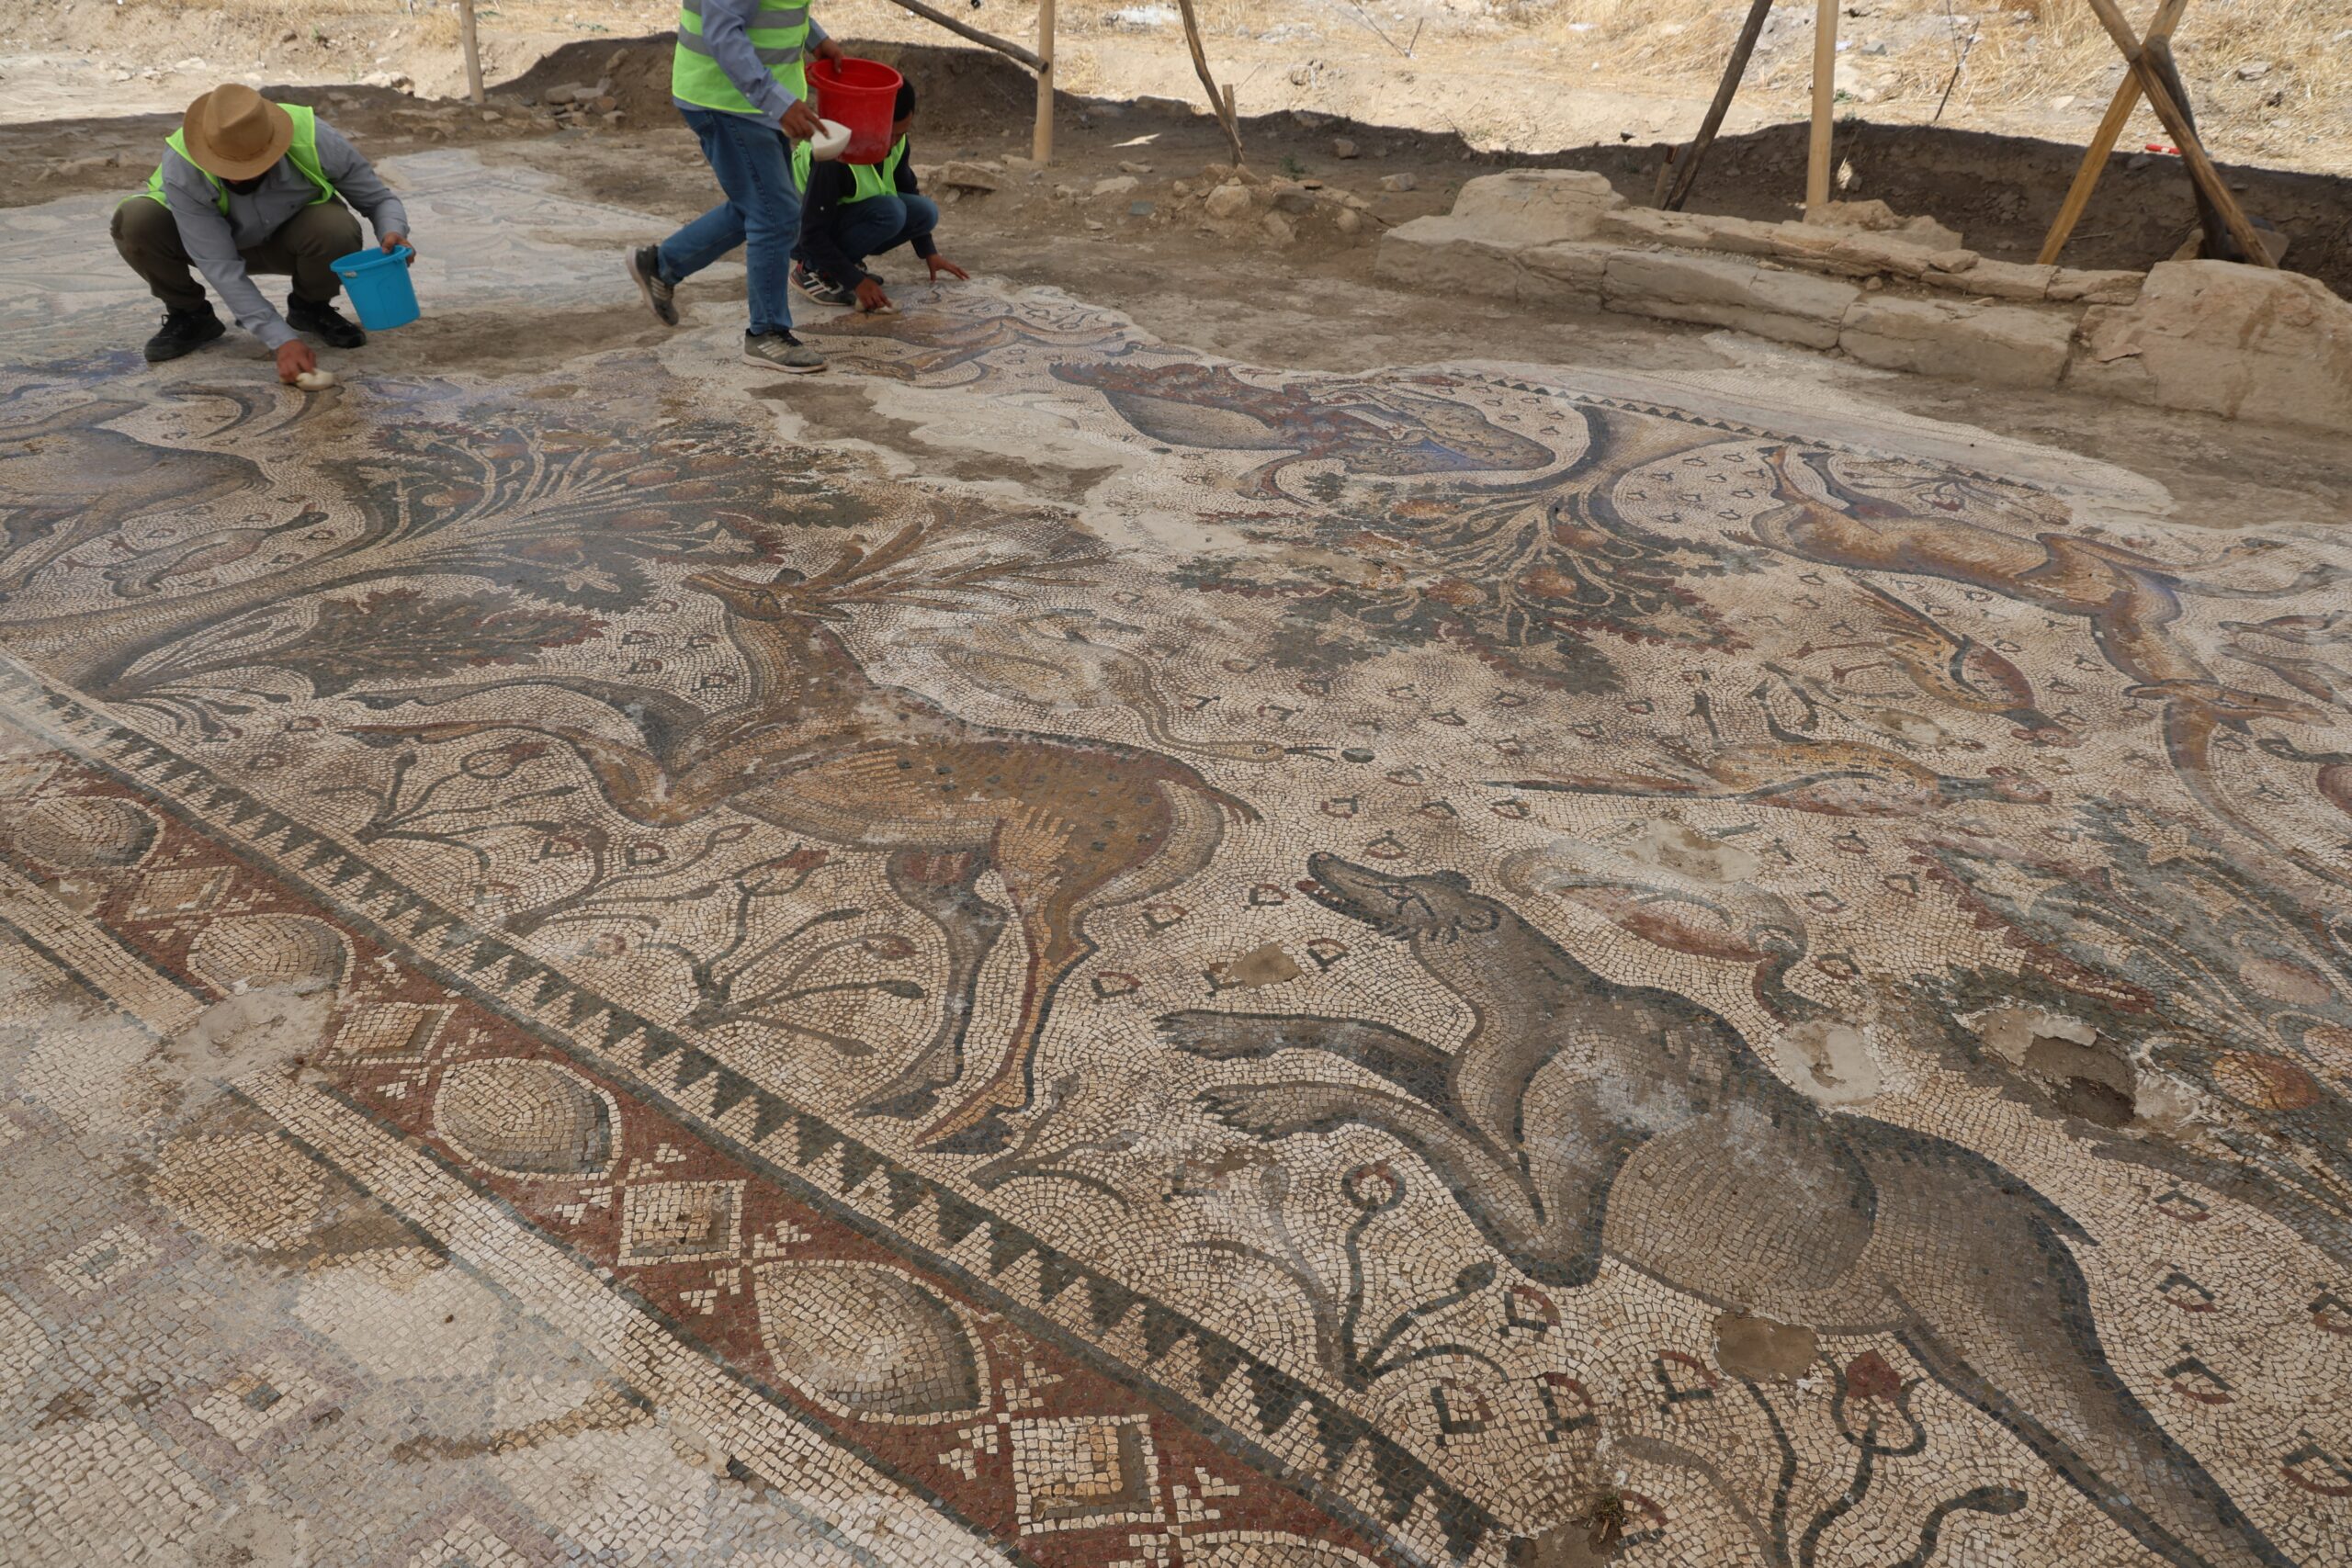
[141,308,225,364]
[627,244,680,326]
[287,296,367,348]
[792,261,856,307]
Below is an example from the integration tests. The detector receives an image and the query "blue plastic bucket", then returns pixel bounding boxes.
[329,244,419,331]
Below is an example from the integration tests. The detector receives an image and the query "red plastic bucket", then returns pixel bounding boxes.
[810,57,904,164]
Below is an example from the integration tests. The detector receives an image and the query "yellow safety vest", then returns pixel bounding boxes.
[844,136,909,204]
[136,102,337,211]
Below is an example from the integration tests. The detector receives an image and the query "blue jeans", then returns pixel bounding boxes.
[660,105,801,336]
[801,193,939,277]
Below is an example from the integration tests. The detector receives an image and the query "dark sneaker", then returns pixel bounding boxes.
[627,244,679,326]
[287,296,366,348]
[141,307,224,364]
[741,331,826,374]
[792,262,857,307]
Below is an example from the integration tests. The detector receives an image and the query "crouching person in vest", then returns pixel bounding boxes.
[790,80,967,314]
[624,0,842,373]
[113,85,413,382]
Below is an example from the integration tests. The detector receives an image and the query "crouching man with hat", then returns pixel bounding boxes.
[113,84,413,382]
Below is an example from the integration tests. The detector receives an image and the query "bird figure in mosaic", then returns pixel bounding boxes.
[1793,580,2078,746]
[1162,854,2292,1568]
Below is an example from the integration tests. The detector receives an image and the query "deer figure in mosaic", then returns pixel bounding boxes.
[354,517,1265,1154]
[1750,446,2349,885]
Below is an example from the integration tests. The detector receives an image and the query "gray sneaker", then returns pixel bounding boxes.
[625,244,678,327]
[742,331,827,374]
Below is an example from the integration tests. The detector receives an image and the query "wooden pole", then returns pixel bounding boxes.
[1032,0,1054,164]
[1173,0,1245,165]
[2037,0,2192,264]
[1805,0,1838,211]
[877,0,1044,71]
[2079,0,2273,266]
[1664,0,1775,211]
[458,0,485,106]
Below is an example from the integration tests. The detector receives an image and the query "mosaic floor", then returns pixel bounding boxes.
[3,153,2350,1568]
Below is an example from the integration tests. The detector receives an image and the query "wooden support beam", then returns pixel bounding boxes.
[877,0,1044,72]
[1805,0,1838,211]
[1664,0,1775,211]
[2079,0,2273,266]
[1032,0,1055,164]
[1174,0,1245,165]
[2038,0,2191,264]
[458,0,485,106]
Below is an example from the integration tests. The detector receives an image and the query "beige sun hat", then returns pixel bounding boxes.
[179,84,294,181]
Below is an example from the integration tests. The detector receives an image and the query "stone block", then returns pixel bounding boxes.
[2048,267,2144,306]
[1922,259,2058,301]
[1597,207,1784,256]
[1445,170,1625,246]
[1804,199,1965,251]
[1602,251,1857,348]
[1519,242,1611,309]
[1839,297,2075,389]
[2070,260,2352,430]
[1825,233,1973,279]
[1375,217,1528,298]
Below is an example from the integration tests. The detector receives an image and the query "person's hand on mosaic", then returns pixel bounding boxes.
[274,339,317,385]
[780,99,823,141]
[380,229,414,264]
[926,254,969,283]
[854,277,894,313]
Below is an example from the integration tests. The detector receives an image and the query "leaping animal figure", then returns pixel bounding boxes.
[1162,854,2291,1568]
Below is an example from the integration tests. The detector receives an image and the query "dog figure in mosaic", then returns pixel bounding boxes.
[1159,853,2290,1568]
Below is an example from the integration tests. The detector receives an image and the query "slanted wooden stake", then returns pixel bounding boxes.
[1806,0,1838,210]
[2079,0,2273,266]
[1174,0,1245,165]
[1664,0,1775,211]
[2040,0,2192,264]
[458,0,485,106]
[877,0,1044,71]
[1033,0,1055,164]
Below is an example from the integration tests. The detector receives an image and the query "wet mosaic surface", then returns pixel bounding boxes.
[3,155,2351,1568]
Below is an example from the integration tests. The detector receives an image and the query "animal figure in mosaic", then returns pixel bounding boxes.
[933,611,1333,764]
[1492,683,2051,818]
[355,520,1260,1154]
[813,305,1140,385]
[1161,854,2290,1568]
[1792,580,2078,747]
[1495,836,1818,1024]
[0,392,261,601]
[2223,609,2352,710]
[1752,446,2346,880]
[1050,361,1557,498]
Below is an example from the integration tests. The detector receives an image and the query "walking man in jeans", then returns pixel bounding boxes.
[627,0,841,373]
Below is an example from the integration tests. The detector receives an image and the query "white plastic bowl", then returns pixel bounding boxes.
[808,118,852,162]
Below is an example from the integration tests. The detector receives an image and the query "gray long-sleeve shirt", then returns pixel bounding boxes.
[673,4,828,129]
[161,119,409,350]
